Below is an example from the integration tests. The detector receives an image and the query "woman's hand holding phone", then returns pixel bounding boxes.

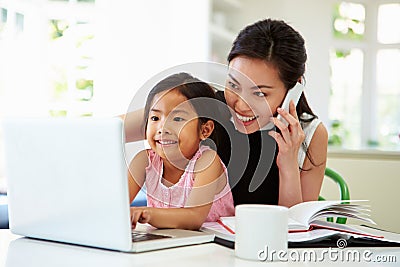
[276,83,304,125]
[269,83,306,169]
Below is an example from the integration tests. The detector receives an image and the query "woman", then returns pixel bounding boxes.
[124,18,328,208]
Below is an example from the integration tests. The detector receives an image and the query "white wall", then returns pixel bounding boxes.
[93,0,333,123]
[323,153,400,233]
[93,0,210,116]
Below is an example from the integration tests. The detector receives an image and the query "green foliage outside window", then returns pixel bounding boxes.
[333,2,365,41]
[48,18,94,117]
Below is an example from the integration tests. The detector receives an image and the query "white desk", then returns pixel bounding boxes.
[1,229,400,267]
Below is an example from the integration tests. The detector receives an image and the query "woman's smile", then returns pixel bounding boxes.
[235,112,259,122]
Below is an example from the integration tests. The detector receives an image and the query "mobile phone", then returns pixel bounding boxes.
[276,82,304,126]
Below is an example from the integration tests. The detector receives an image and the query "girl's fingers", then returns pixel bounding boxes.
[130,208,144,229]
[131,216,137,229]
[139,210,150,223]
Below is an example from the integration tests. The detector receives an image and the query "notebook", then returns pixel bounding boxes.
[2,117,214,252]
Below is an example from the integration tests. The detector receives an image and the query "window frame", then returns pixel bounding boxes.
[330,0,400,150]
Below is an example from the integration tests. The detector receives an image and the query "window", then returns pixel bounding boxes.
[0,0,95,118]
[1,0,215,188]
[48,19,95,117]
[329,1,400,150]
[377,3,400,44]
[15,12,23,33]
[0,0,96,187]
[329,48,364,148]
[0,8,7,34]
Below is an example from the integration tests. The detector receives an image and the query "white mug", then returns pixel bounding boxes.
[235,204,288,261]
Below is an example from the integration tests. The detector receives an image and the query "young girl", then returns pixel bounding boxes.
[127,72,234,230]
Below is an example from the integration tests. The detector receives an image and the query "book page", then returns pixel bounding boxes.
[288,201,345,229]
[213,201,373,237]
[288,200,369,230]
[288,218,309,231]
[288,229,338,243]
[200,221,235,242]
[310,220,385,239]
[310,210,374,224]
[201,220,400,245]
[349,225,400,243]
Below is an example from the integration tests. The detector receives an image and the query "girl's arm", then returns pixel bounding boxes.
[269,101,328,207]
[130,150,227,230]
[128,150,148,203]
[120,109,145,143]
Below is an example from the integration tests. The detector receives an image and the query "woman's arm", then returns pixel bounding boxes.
[299,123,328,202]
[269,101,327,207]
[120,109,145,142]
[130,150,227,230]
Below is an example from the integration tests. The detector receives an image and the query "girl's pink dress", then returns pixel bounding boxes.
[145,145,235,222]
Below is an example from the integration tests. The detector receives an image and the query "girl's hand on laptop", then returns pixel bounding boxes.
[130,207,151,229]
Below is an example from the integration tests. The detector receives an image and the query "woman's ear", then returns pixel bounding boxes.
[200,120,214,140]
[297,77,302,84]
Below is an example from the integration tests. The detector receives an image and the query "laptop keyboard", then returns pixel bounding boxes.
[131,231,172,242]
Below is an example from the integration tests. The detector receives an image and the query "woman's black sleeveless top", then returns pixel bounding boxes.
[214,91,279,206]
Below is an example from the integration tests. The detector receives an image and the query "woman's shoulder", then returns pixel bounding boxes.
[300,113,322,136]
[297,114,327,168]
[309,122,328,146]
[298,113,328,145]
[301,122,328,169]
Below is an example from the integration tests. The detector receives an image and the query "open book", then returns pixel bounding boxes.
[201,219,400,247]
[287,200,373,231]
[216,200,374,232]
[200,200,400,246]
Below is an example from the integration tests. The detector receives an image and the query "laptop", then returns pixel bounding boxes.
[2,117,214,252]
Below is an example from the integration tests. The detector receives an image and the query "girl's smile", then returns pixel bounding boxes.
[156,138,178,146]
